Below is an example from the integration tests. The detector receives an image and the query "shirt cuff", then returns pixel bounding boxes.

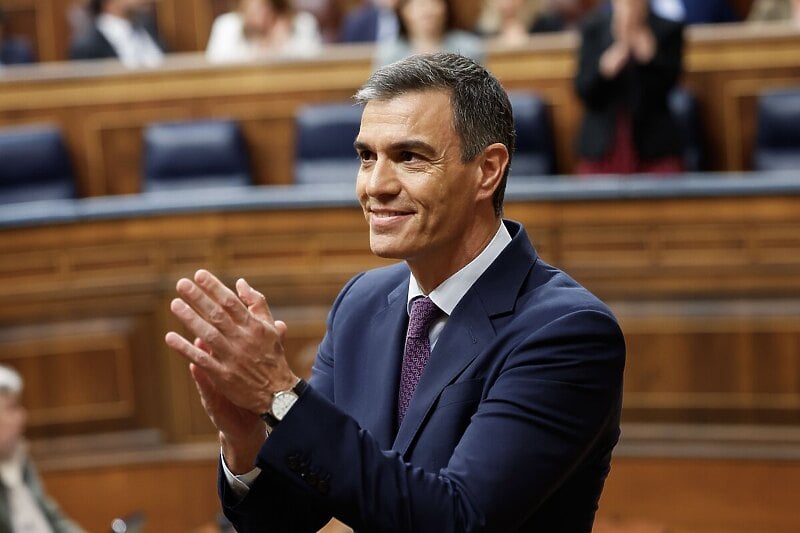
[220,448,262,497]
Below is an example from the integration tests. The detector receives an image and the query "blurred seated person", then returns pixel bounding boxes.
[531,0,596,33]
[69,0,165,68]
[477,0,538,46]
[206,0,322,62]
[624,0,739,23]
[374,0,483,67]
[339,0,400,43]
[574,0,684,175]
[0,365,84,532]
[748,0,800,23]
[0,7,35,66]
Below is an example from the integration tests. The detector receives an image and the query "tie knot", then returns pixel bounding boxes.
[407,297,441,339]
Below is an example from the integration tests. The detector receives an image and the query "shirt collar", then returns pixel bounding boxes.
[97,13,135,40]
[407,221,512,316]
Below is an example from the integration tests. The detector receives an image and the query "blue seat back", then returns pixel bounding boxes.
[754,88,800,171]
[295,102,363,184]
[508,91,555,177]
[0,124,75,203]
[669,88,705,172]
[143,119,251,191]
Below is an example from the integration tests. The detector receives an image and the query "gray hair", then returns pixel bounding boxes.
[354,53,515,217]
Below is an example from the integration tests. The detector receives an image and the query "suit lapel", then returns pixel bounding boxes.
[392,289,495,455]
[392,221,538,456]
[356,280,409,449]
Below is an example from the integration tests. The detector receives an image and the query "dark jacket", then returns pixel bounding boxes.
[0,37,35,65]
[221,220,625,532]
[575,9,684,161]
[69,18,165,61]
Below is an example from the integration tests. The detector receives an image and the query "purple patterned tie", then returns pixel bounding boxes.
[398,296,442,425]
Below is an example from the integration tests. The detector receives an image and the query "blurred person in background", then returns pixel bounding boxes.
[339,0,401,43]
[0,365,84,532]
[574,0,684,175]
[622,0,739,24]
[0,7,35,66]
[69,0,166,67]
[374,0,483,67]
[748,0,800,24]
[206,0,322,62]
[531,0,596,32]
[477,0,539,46]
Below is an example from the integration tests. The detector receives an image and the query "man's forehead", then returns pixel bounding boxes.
[360,89,453,131]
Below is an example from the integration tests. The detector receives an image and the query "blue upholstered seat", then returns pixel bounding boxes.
[143,119,251,191]
[508,91,555,177]
[0,124,75,204]
[294,102,363,184]
[753,88,800,171]
[669,88,706,172]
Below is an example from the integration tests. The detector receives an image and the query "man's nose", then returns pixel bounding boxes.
[364,157,401,198]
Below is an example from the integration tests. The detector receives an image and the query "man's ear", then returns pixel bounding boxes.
[475,143,510,203]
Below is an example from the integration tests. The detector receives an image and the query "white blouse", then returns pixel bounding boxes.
[206,11,322,63]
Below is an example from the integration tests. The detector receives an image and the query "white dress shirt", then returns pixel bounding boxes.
[0,445,53,533]
[223,221,513,495]
[96,13,163,68]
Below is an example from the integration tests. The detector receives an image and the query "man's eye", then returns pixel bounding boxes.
[359,151,374,161]
[400,151,418,162]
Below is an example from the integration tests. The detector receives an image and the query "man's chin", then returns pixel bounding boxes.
[368,237,409,260]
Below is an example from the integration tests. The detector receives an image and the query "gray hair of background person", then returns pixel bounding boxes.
[354,52,516,217]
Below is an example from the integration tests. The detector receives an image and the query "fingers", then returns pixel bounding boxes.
[236,278,274,323]
[170,297,233,355]
[165,331,226,374]
[176,270,252,331]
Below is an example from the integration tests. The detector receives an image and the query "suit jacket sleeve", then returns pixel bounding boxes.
[219,273,366,532]
[224,296,624,532]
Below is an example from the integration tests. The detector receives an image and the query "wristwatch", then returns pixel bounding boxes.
[260,378,308,428]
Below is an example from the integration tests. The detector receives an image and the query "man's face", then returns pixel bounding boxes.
[0,392,25,459]
[355,90,486,274]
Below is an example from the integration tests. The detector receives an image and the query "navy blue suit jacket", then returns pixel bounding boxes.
[221,220,625,532]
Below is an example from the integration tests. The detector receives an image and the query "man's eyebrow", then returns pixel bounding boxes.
[352,139,437,154]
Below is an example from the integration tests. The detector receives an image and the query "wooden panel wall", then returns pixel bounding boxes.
[1,25,799,196]
[33,451,800,533]
[2,192,800,443]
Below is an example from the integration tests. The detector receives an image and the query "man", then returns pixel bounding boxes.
[166,53,625,531]
[0,365,84,532]
[69,0,165,67]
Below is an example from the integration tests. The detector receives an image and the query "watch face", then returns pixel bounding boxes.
[272,390,298,420]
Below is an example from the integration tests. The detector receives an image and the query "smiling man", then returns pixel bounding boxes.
[166,53,625,532]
